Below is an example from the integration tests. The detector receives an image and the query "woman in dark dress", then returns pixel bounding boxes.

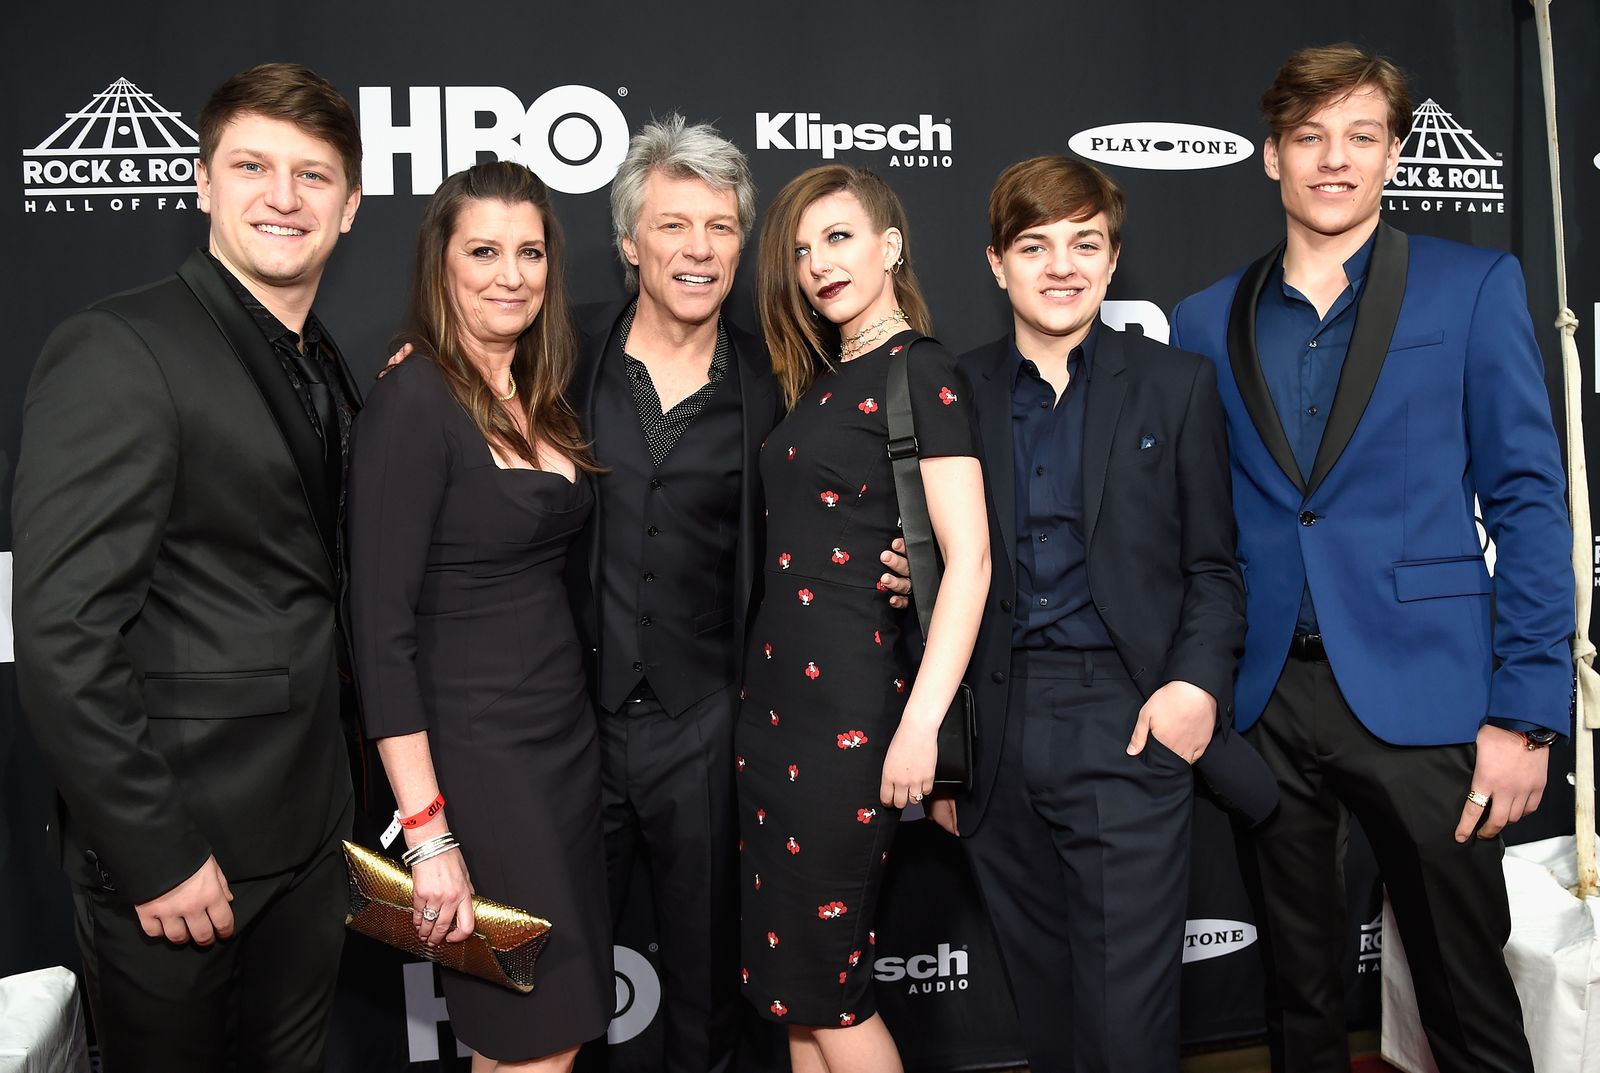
[349,161,611,1072]
[736,166,991,1072]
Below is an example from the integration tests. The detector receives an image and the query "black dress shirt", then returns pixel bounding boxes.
[1011,322,1114,650]
[1256,231,1375,634]
[616,301,732,466]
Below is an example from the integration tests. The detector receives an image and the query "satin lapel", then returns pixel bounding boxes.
[973,341,1018,579]
[1304,223,1408,497]
[580,312,616,601]
[176,251,335,569]
[1081,326,1127,550]
[1227,242,1305,495]
[730,324,775,657]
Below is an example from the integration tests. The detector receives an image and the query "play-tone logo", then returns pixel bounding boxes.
[359,84,629,196]
[1068,122,1253,171]
[1383,99,1504,214]
[1181,918,1257,963]
[22,78,199,214]
[755,112,952,168]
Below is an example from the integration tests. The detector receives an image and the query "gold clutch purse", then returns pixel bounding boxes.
[340,840,552,993]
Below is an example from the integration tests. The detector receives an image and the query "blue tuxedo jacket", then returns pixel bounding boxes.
[1170,223,1572,745]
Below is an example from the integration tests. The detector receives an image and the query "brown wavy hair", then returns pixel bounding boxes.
[758,166,932,410]
[199,63,362,189]
[397,161,597,473]
[1261,44,1414,144]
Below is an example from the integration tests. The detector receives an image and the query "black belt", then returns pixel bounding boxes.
[1287,632,1328,662]
[1009,648,1129,681]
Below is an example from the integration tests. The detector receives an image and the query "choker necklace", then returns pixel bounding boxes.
[839,308,908,361]
[492,370,517,402]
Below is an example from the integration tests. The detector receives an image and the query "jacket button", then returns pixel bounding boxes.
[1000,599,1013,613]
[650,478,662,489]
[633,660,643,672]
[1299,510,1317,526]
[646,525,660,536]
[639,616,652,627]
[991,671,1006,684]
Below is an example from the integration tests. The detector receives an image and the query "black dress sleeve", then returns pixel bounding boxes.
[906,339,980,459]
[347,358,453,739]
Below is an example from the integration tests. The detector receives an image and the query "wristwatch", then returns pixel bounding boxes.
[1520,728,1560,750]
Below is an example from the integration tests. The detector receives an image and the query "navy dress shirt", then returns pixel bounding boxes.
[1256,231,1375,634]
[1011,323,1115,650]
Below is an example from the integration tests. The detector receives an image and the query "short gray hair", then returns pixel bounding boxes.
[609,114,757,290]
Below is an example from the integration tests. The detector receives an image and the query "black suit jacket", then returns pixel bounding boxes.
[566,302,783,703]
[957,326,1253,833]
[12,250,355,903]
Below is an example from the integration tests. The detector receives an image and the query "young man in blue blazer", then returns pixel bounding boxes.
[1170,45,1572,1073]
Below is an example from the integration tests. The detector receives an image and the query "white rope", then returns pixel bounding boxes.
[1529,0,1597,898]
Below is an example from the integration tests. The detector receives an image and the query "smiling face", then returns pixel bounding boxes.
[792,190,902,339]
[621,170,741,330]
[1264,83,1399,246]
[986,212,1117,354]
[444,197,547,364]
[197,112,360,306]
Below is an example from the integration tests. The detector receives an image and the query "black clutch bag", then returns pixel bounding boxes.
[887,337,976,793]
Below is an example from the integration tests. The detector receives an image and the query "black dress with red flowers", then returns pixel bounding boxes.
[734,331,978,1027]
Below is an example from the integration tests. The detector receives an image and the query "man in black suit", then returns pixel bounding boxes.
[12,64,362,1072]
[928,156,1251,1073]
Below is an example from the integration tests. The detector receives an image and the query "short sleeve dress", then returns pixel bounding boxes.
[348,357,613,1060]
[734,330,979,1028]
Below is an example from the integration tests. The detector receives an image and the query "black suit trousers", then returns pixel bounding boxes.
[1237,656,1532,1073]
[598,685,739,1073]
[964,651,1193,1073]
[73,832,346,1073]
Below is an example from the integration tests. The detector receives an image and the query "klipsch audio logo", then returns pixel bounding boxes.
[755,112,953,168]
[1181,918,1257,963]
[359,84,629,196]
[23,78,199,214]
[1383,99,1504,214]
[1069,122,1254,171]
[874,941,970,993]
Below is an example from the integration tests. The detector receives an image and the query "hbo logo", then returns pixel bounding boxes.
[359,84,629,196]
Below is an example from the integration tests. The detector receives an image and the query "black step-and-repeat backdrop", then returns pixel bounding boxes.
[3,2,1597,1070]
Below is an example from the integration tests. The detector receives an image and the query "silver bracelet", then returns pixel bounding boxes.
[402,832,460,868]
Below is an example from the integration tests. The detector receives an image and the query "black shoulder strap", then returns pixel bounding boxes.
[886,335,942,642]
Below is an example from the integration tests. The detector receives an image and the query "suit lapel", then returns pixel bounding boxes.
[973,340,1018,579]
[1082,326,1127,549]
[176,251,336,569]
[1304,223,1408,497]
[1228,242,1306,495]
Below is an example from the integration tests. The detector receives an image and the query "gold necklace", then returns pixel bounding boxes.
[492,370,517,402]
[839,308,908,361]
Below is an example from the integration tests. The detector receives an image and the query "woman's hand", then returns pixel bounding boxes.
[411,845,475,946]
[880,717,939,809]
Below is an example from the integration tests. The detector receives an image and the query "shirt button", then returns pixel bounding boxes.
[632,660,643,672]
[646,525,659,536]
[1299,510,1318,526]
[1308,340,1319,349]
[1035,466,1046,476]
[1307,405,1319,416]
[1038,533,1049,543]
[639,615,652,627]
[1038,596,1049,607]
[643,572,655,583]
[1039,401,1050,410]
[650,478,662,489]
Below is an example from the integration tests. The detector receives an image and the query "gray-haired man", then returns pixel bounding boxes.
[568,117,913,1072]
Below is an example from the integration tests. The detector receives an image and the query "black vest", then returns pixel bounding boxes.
[593,331,744,714]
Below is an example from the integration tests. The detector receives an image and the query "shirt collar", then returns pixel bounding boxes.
[1009,317,1099,391]
[203,249,322,353]
[1273,226,1378,299]
[619,298,731,380]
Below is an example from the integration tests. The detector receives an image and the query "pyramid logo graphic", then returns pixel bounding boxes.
[1383,98,1505,214]
[23,78,200,211]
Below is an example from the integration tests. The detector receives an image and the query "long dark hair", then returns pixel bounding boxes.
[758,166,932,410]
[398,160,597,473]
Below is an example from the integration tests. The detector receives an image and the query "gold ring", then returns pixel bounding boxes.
[1466,789,1491,808]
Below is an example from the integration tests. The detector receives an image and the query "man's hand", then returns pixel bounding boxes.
[134,854,235,947]
[377,342,414,378]
[1455,724,1549,842]
[880,537,911,610]
[1127,680,1217,764]
[927,798,960,836]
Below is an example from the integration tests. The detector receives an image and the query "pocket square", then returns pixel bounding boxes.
[1139,434,1158,450]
